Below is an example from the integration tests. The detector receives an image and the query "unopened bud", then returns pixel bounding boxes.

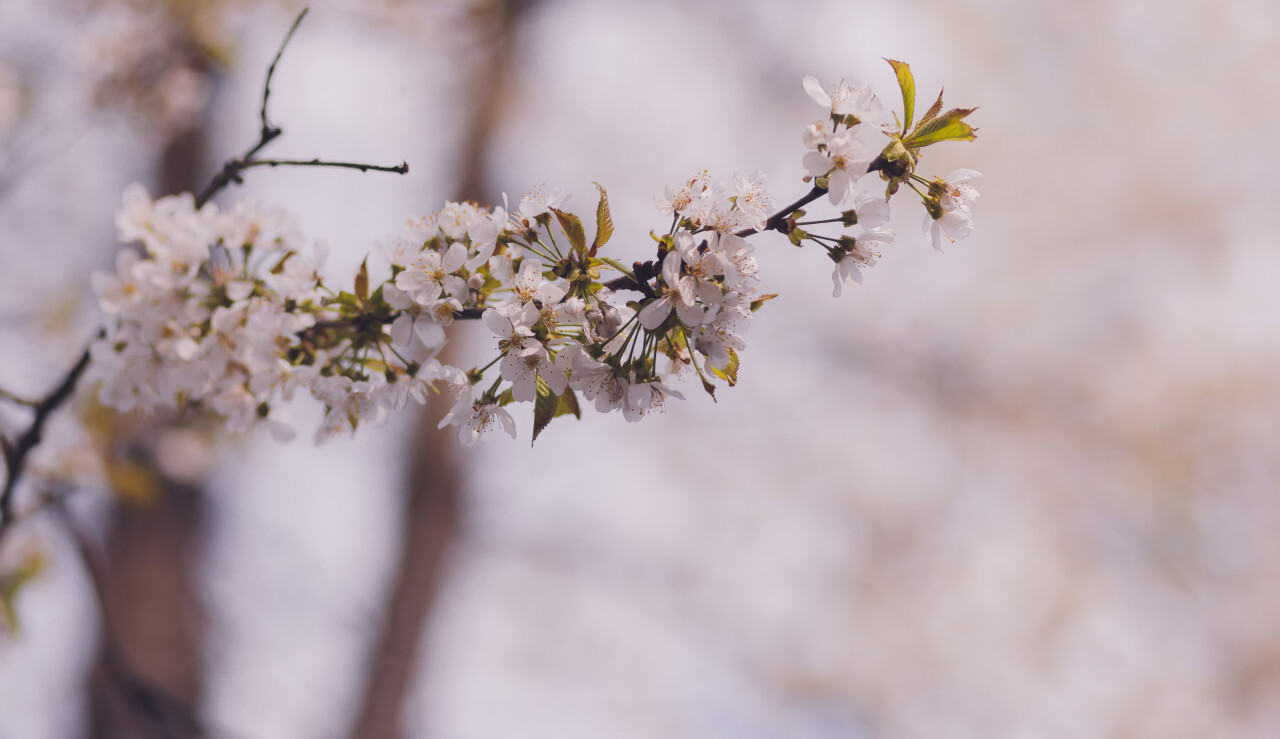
[869,138,916,182]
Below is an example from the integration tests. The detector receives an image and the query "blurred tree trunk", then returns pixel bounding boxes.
[86,121,210,739]
[346,2,534,737]
[345,409,461,739]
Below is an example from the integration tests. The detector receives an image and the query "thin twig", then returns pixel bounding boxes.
[606,187,828,295]
[194,7,409,208]
[193,8,310,208]
[242,158,409,175]
[0,332,100,540]
[735,185,825,237]
[261,7,309,138]
[0,388,37,407]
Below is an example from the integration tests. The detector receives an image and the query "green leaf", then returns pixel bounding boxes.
[354,257,369,304]
[591,183,614,253]
[550,208,587,258]
[699,374,718,401]
[531,377,579,445]
[749,293,778,312]
[905,108,978,147]
[915,89,945,130]
[708,347,740,387]
[556,388,582,420]
[0,552,45,635]
[333,291,362,313]
[532,376,556,445]
[595,257,635,279]
[270,250,296,275]
[885,59,916,132]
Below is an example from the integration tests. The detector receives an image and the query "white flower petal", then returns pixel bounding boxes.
[803,151,833,178]
[946,168,983,183]
[639,297,672,330]
[802,75,831,109]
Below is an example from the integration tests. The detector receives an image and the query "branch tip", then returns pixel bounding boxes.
[261,7,311,135]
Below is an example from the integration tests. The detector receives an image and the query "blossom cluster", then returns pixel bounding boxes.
[86,62,981,445]
[789,69,982,295]
[363,174,774,444]
[87,185,328,441]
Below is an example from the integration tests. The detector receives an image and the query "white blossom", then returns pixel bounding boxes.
[693,292,751,370]
[396,242,467,305]
[732,170,774,232]
[655,171,714,219]
[802,75,882,124]
[438,201,482,240]
[517,185,569,224]
[803,131,871,207]
[833,228,893,297]
[466,205,509,270]
[640,251,707,329]
[622,379,684,422]
[495,260,565,316]
[437,386,517,446]
[924,169,982,252]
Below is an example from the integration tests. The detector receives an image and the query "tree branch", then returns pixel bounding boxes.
[261,7,309,139]
[241,158,409,175]
[0,332,101,542]
[604,186,826,295]
[193,7,410,208]
[735,185,826,238]
[0,387,37,407]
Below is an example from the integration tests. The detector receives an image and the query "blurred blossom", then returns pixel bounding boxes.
[80,3,222,133]
[152,427,216,484]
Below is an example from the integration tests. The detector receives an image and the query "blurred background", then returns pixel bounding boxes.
[2,0,1280,737]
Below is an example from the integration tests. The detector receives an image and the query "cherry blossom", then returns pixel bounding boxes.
[74,64,979,448]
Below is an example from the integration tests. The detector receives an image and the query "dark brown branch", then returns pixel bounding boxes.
[735,185,826,237]
[241,158,409,175]
[602,259,657,296]
[261,8,309,138]
[604,186,827,297]
[301,306,482,341]
[0,332,101,541]
[193,9,311,208]
[193,7,410,208]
